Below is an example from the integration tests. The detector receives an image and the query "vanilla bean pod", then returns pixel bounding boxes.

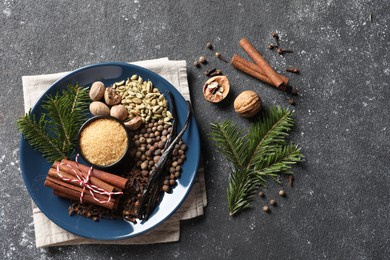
[137,101,192,219]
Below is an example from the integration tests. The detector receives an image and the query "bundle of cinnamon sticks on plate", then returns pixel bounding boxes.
[231,38,289,91]
[44,158,128,210]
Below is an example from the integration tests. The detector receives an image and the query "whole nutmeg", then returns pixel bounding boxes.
[89,101,110,116]
[203,75,230,103]
[124,116,143,131]
[110,104,128,121]
[234,90,262,117]
[104,87,122,106]
[89,81,105,101]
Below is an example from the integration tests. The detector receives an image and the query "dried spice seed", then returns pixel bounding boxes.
[267,44,278,50]
[290,88,299,96]
[269,199,277,206]
[276,48,293,54]
[206,42,213,49]
[278,190,286,197]
[258,191,265,197]
[193,60,201,68]
[289,175,294,187]
[262,205,270,213]
[199,56,207,64]
[215,52,227,62]
[286,67,300,73]
[288,98,296,106]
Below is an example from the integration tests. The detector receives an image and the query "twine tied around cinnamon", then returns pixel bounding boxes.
[55,154,123,204]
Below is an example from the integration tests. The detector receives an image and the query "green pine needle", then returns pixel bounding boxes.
[17,84,89,162]
[210,120,249,169]
[209,106,304,216]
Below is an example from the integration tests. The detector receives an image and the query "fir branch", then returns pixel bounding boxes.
[227,168,260,216]
[209,106,304,216]
[253,144,304,180]
[210,121,249,169]
[17,84,90,162]
[246,107,294,169]
[17,111,67,162]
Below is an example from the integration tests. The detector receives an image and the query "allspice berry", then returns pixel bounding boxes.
[278,190,286,197]
[234,90,262,117]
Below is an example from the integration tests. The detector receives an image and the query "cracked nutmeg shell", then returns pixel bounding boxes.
[234,90,262,117]
[203,75,230,103]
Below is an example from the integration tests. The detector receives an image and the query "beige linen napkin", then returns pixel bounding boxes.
[22,58,207,248]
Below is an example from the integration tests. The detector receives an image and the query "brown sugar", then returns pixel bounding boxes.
[79,118,128,166]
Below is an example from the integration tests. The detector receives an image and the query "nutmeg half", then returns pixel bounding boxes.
[203,75,230,103]
[234,90,262,117]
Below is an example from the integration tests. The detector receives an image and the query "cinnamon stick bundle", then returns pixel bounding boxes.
[45,159,128,210]
[231,54,289,87]
[235,38,288,91]
[51,162,116,192]
[61,159,128,189]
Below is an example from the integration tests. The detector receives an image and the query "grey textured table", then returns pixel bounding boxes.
[1,0,389,259]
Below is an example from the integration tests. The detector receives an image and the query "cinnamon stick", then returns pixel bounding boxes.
[239,38,287,90]
[231,54,289,88]
[45,178,116,210]
[61,159,128,189]
[51,162,116,192]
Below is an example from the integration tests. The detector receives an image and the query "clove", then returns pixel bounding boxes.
[267,44,279,50]
[286,67,300,73]
[289,175,294,188]
[205,68,223,77]
[276,48,293,54]
[215,52,227,62]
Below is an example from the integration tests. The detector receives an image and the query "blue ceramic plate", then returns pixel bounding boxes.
[20,62,200,240]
